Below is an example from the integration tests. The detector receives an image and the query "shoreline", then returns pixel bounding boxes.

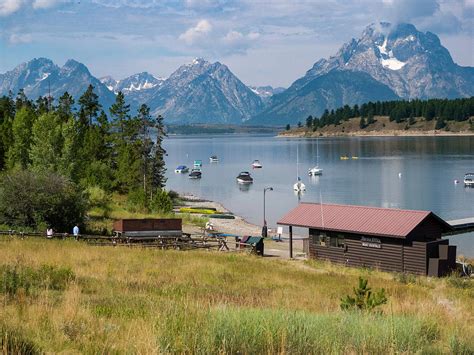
[278,130,474,138]
[178,193,305,258]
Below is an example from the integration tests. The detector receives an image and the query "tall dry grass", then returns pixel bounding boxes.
[0,236,473,353]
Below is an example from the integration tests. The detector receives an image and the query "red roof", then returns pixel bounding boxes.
[277,202,449,238]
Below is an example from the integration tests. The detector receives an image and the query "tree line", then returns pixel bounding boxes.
[301,97,474,130]
[0,85,169,230]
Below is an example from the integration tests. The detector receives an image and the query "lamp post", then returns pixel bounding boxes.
[262,187,273,238]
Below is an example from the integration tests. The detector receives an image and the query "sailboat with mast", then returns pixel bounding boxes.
[293,144,306,192]
[308,138,323,176]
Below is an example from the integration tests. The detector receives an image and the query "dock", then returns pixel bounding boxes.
[445,217,474,236]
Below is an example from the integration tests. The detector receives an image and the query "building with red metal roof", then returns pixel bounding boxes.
[278,202,456,276]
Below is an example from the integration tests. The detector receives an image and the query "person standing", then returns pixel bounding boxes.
[46,227,54,239]
[73,224,80,238]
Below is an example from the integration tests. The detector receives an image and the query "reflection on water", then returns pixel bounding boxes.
[164,134,474,257]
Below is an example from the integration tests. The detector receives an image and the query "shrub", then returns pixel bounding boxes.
[0,324,40,354]
[0,170,87,231]
[126,188,148,212]
[0,262,75,297]
[340,277,387,312]
[150,189,173,213]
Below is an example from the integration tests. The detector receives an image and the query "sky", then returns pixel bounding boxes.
[0,0,473,87]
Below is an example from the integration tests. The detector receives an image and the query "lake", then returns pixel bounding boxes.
[164,134,474,257]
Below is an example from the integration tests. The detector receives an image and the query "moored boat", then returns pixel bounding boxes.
[236,171,253,184]
[175,165,189,173]
[209,155,219,163]
[309,138,323,176]
[251,160,263,168]
[293,177,306,192]
[193,160,202,168]
[208,214,235,219]
[308,166,323,176]
[188,168,202,179]
[464,173,474,187]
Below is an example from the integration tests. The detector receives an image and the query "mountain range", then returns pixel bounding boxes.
[1,22,473,125]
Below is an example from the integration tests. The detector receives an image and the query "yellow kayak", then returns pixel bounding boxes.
[179,208,216,214]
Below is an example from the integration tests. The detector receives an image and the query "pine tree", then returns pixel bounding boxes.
[57,92,75,122]
[151,114,167,191]
[109,91,130,135]
[78,84,101,126]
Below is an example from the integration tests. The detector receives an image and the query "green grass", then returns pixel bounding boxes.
[85,193,208,234]
[0,237,473,353]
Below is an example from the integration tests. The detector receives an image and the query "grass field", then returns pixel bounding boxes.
[1,237,473,354]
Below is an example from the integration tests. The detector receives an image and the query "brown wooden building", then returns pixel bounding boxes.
[278,203,456,276]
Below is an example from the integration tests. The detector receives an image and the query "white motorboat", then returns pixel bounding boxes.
[236,171,253,184]
[209,155,219,163]
[175,165,189,173]
[251,160,263,168]
[308,166,323,176]
[189,168,202,179]
[464,173,474,187]
[308,138,323,176]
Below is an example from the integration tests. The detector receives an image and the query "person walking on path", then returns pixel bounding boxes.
[73,224,80,239]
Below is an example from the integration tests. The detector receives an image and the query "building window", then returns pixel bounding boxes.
[312,232,327,246]
[312,232,344,248]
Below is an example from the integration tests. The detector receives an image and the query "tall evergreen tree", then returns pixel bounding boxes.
[78,84,101,126]
[57,92,75,122]
[109,91,130,135]
[151,114,167,192]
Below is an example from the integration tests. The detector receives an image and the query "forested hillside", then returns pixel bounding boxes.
[300,97,474,132]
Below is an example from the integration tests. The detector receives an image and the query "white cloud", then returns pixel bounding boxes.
[32,0,63,9]
[0,0,24,16]
[382,0,440,23]
[179,19,212,44]
[0,0,68,15]
[9,32,33,43]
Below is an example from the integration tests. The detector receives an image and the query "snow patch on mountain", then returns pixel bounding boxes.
[381,57,406,70]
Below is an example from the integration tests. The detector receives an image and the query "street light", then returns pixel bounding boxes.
[262,187,273,238]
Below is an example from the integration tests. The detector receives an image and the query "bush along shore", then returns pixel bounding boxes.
[0,238,473,353]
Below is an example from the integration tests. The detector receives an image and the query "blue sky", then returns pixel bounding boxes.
[0,0,473,87]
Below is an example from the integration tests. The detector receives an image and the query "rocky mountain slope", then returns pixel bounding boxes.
[145,58,264,123]
[0,58,116,109]
[1,22,472,125]
[252,22,474,124]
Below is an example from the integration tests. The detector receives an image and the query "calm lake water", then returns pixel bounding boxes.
[164,134,474,257]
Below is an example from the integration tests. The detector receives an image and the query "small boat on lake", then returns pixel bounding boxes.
[464,173,474,187]
[175,165,189,173]
[294,145,306,191]
[308,138,323,176]
[194,160,202,167]
[340,156,349,160]
[308,166,323,176]
[293,177,306,192]
[237,171,253,184]
[251,160,263,168]
[188,168,202,179]
[209,155,219,163]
